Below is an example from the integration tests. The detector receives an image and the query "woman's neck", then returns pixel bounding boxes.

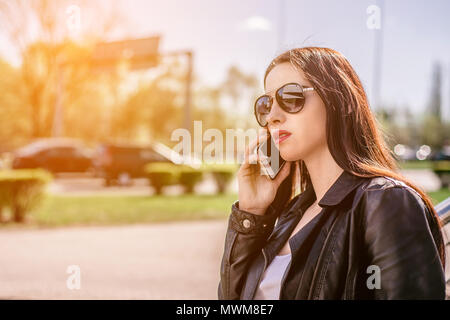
[303,145,344,205]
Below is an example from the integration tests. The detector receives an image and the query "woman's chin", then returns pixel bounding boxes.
[279,140,305,161]
[280,147,303,161]
[280,151,302,162]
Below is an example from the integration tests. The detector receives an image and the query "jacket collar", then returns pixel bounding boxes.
[312,170,367,208]
[281,170,367,219]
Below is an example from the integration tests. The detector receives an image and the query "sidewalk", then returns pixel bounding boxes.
[0,220,228,299]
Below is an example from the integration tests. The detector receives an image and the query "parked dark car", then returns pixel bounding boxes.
[93,143,172,186]
[12,138,93,174]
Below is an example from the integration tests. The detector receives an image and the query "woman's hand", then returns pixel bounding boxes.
[237,131,292,216]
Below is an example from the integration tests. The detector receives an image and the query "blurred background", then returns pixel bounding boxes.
[0,0,449,299]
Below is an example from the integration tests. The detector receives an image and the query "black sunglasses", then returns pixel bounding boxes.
[254,82,315,127]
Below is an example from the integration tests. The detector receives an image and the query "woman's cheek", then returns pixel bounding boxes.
[281,133,305,161]
[283,128,322,161]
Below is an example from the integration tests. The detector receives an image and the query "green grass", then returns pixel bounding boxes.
[398,160,433,170]
[0,193,238,228]
[428,189,450,205]
[32,188,449,226]
[1,187,448,229]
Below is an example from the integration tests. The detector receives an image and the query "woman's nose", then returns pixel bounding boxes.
[265,100,285,125]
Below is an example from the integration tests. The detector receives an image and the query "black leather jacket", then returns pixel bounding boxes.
[218,170,446,299]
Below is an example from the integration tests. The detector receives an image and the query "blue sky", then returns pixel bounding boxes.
[1,0,449,120]
[124,0,450,120]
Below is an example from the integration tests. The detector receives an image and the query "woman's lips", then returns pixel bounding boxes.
[273,130,292,144]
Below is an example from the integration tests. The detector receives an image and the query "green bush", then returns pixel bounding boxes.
[144,162,179,194]
[145,162,238,194]
[0,169,52,223]
[201,163,238,193]
[145,162,204,194]
[178,166,203,194]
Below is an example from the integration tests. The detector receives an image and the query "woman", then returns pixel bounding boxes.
[218,47,446,300]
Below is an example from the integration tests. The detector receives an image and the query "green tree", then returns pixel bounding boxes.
[221,65,259,116]
[0,0,128,144]
[0,59,28,149]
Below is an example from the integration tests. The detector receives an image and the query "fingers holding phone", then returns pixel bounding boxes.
[237,132,292,216]
[242,131,267,165]
[256,135,287,180]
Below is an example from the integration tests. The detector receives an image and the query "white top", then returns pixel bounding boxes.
[253,253,292,300]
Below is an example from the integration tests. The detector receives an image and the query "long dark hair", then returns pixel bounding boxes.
[264,47,445,268]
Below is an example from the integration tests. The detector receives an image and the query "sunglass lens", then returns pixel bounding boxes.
[278,84,305,112]
[255,96,271,126]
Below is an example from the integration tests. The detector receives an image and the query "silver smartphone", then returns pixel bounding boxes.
[256,136,286,180]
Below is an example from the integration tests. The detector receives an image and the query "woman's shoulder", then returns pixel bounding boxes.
[360,175,423,202]
[356,175,430,225]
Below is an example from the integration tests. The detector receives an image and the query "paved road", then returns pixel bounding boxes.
[0,220,229,299]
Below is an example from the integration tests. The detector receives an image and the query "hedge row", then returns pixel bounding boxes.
[145,162,238,194]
